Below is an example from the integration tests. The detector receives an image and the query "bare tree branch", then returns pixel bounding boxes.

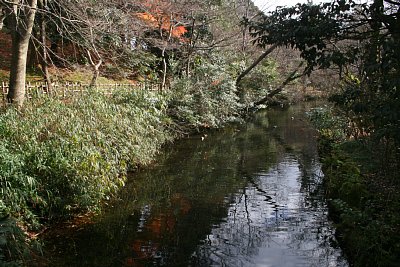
[0,5,7,30]
[254,61,305,106]
[236,43,279,85]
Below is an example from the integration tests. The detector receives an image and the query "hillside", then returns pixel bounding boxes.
[0,1,263,85]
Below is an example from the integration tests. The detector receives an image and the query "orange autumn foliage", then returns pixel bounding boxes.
[124,194,192,265]
[136,12,187,38]
[136,12,158,24]
[173,26,187,37]
[135,0,187,39]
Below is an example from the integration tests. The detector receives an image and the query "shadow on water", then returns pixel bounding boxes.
[45,103,348,267]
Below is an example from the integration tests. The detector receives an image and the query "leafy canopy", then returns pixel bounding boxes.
[250,0,400,144]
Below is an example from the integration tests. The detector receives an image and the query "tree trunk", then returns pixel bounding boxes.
[39,0,52,92]
[185,11,197,77]
[365,0,384,73]
[161,47,170,89]
[87,50,102,87]
[161,47,168,88]
[186,14,196,77]
[236,43,278,86]
[90,63,101,87]
[27,36,38,69]
[254,62,304,106]
[161,15,173,89]
[7,0,38,107]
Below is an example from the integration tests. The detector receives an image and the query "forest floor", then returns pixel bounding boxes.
[0,31,132,85]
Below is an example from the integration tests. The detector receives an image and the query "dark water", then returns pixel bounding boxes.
[46,104,348,267]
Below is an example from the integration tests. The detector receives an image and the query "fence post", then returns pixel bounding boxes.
[36,82,40,97]
[0,81,164,101]
[44,81,48,95]
[27,82,31,99]
[62,82,65,98]
[1,82,6,102]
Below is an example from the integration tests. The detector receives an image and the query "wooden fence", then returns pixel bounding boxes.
[1,81,161,102]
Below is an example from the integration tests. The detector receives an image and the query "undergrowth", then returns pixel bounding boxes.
[308,107,400,267]
[169,59,242,131]
[0,59,243,264]
[0,90,174,264]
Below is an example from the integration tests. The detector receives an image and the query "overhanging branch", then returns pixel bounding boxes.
[236,43,279,86]
[254,61,305,106]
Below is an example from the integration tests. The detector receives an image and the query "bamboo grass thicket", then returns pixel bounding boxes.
[0,63,243,264]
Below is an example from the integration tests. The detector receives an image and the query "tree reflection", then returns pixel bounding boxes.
[44,104,347,267]
[191,105,347,267]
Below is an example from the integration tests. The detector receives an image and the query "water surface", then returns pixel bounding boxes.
[46,104,348,267]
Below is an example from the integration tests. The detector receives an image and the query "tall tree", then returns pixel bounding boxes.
[38,0,52,92]
[3,0,38,107]
[249,0,400,141]
[0,4,8,30]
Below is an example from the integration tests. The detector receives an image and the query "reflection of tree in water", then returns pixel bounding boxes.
[44,103,346,267]
[193,156,346,267]
[191,104,346,267]
[192,189,272,266]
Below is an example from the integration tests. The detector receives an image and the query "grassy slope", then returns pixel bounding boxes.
[0,32,132,85]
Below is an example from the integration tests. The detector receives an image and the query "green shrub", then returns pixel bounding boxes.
[307,106,347,142]
[0,90,175,263]
[236,59,278,106]
[309,104,400,266]
[0,216,33,266]
[321,148,366,208]
[169,58,242,131]
[0,58,247,264]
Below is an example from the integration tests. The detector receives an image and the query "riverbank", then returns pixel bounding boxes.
[0,59,328,265]
[29,103,347,267]
[308,107,400,267]
[0,90,171,265]
[0,65,242,265]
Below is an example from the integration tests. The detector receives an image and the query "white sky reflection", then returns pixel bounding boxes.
[194,155,347,267]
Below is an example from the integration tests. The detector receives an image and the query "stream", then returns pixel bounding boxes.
[45,103,348,267]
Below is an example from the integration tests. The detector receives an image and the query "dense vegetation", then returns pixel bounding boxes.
[0,91,170,264]
[308,107,400,267]
[247,0,400,266]
[0,1,285,264]
[0,0,399,266]
[0,60,247,265]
